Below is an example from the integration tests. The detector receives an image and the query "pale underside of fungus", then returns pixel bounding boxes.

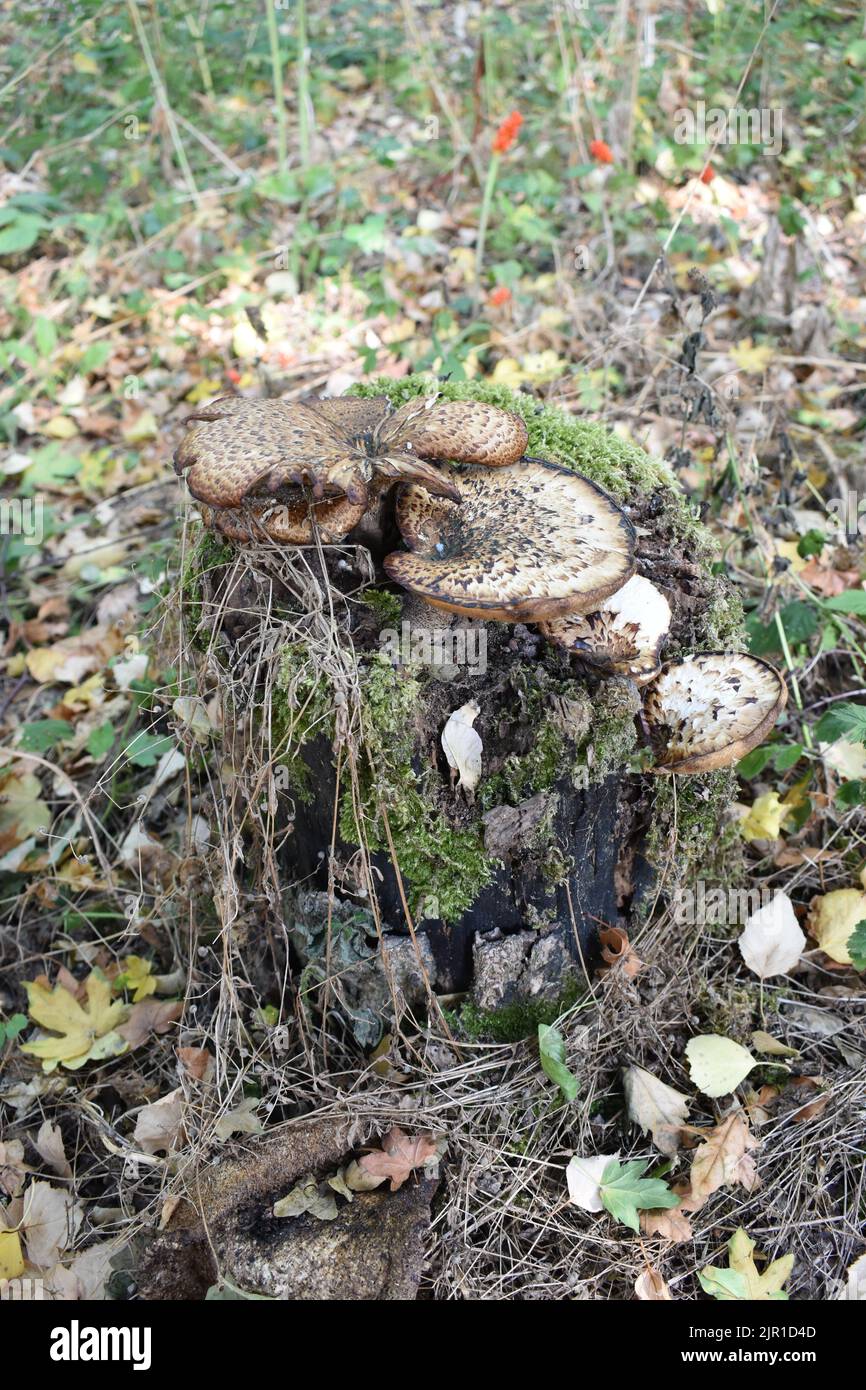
[539,574,671,683]
[174,394,529,543]
[384,457,636,621]
[644,651,788,774]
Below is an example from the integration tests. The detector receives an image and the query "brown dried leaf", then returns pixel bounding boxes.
[689,1112,760,1203]
[635,1266,673,1300]
[118,998,183,1050]
[357,1126,437,1191]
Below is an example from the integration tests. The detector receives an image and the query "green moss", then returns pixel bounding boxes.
[453,978,581,1042]
[272,645,336,801]
[338,655,494,922]
[573,679,640,783]
[646,767,743,884]
[180,526,233,647]
[352,374,680,505]
[360,587,403,630]
[479,712,566,811]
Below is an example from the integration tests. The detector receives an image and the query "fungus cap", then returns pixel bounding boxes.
[383,457,636,622]
[200,495,366,546]
[174,393,527,513]
[644,651,788,774]
[540,575,671,683]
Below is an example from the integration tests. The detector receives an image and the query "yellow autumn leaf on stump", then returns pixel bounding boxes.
[20,971,129,1072]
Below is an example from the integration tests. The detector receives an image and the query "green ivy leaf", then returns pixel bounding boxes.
[824,591,866,615]
[598,1158,679,1233]
[537,1024,579,1102]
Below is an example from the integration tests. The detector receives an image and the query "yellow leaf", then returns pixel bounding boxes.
[729,339,774,374]
[701,1227,794,1300]
[72,51,100,75]
[20,971,129,1072]
[0,1230,24,1281]
[0,770,50,853]
[807,888,864,964]
[122,411,158,444]
[185,378,223,405]
[739,792,790,842]
[774,540,808,575]
[119,956,157,1003]
[42,415,78,439]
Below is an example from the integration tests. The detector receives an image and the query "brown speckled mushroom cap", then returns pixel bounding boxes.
[383,458,636,622]
[540,574,671,683]
[645,651,788,774]
[200,496,366,546]
[174,394,527,513]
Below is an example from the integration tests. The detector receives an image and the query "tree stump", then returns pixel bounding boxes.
[183,377,743,1040]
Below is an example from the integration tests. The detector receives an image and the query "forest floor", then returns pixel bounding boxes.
[0,1,864,1302]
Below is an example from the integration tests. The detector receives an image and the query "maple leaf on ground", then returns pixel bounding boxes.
[134,1089,186,1156]
[596,1159,680,1234]
[357,1126,438,1191]
[699,1227,793,1301]
[20,970,129,1072]
[689,1112,760,1202]
[34,1120,72,1179]
[0,1138,31,1196]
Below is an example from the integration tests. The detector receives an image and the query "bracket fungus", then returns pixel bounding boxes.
[643,652,788,774]
[174,393,528,543]
[383,457,636,621]
[539,574,671,683]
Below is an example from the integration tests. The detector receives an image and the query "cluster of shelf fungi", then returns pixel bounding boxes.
[175,391,787,996]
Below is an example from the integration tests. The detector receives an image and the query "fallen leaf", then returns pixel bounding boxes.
[117,998,183,1050]
[39,1243,114,1300]
[739,792,790,842]
[623,1064,690,1156]
[177,1046,214,1081]
[273,1175,339,1221]
[639,1205,694,1243]
[20,970,129,1072]
[807,888,864,964]
[685,1034,756,1098]
[738,891,805,978]
[689,1113,760,1202]
[0,1230,25,1280]
[750,1030,798,1057]
[10,1182,82,1268]
[134,1089,185,1155]
[599,926,644,978]
[357,1126,437,1191]
[699,1226,793,1301]
[34,1121,72,1179]
[115,955,157,1002]
[566,1153,619,1213]
[635,1267,673,1300]
[0,770,50,855]
[0,1139,30,1196]
[538,1023,579,1102]
[595,1158,680,1234]
[840,1252,866,1300]
[24,626,124,686]
[213,1097,263,1141]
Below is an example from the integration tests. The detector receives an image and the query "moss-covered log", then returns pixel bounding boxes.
[181,376,745,1039]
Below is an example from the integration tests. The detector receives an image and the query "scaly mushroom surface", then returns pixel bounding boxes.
[384,457,636,621]
[174,394,528,516]
[644,651,787,774]
[540,574,671,683]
